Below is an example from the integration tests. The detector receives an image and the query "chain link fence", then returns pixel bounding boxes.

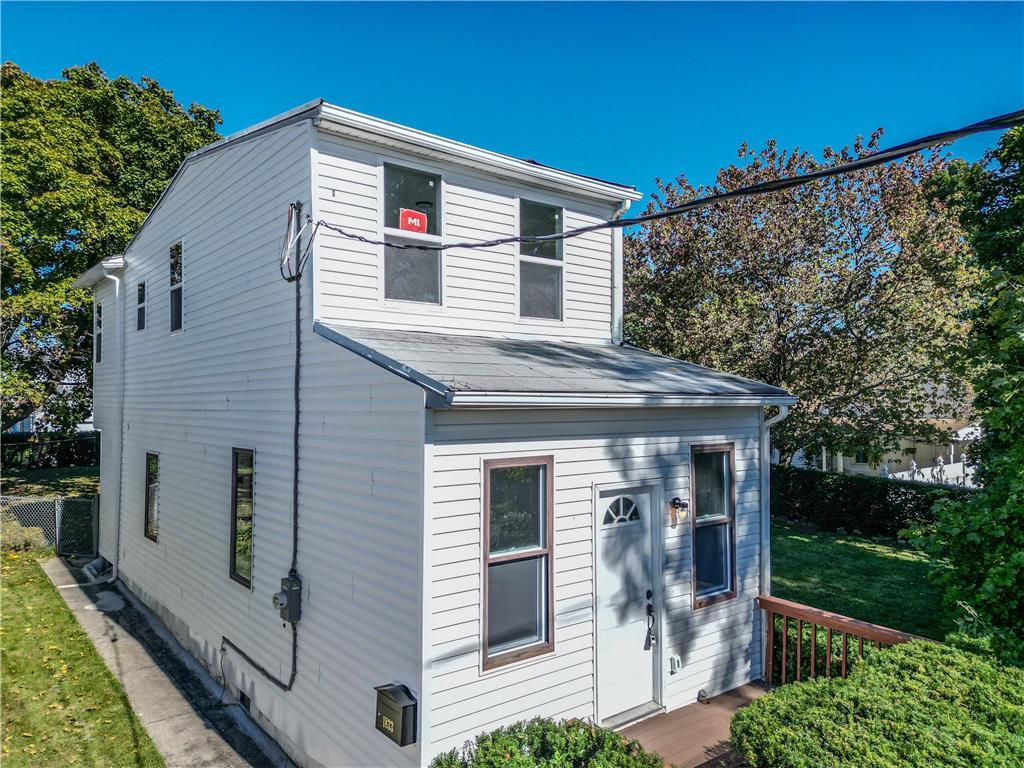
[1,495,98,556]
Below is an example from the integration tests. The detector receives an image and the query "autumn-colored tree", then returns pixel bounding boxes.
[624,132,979,461]
[1,62,221,430]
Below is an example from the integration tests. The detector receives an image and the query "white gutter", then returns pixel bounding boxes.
[759,405,790,597]
[448,391,798,409]
[316,104,643,205]
[610,199,632,344]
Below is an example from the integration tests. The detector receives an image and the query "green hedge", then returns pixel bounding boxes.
[731,641,1024,768]
[430,718,663,768]
[771,465,975,537]
[1,431,99,470]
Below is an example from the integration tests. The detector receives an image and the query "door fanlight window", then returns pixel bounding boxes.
[603,496,640,525]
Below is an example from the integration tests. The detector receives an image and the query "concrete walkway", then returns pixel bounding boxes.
[43,558,292,768]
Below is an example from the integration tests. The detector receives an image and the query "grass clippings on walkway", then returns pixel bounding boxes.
[1,466,100,497]
[771,519,953,640]
[0,549,164,768]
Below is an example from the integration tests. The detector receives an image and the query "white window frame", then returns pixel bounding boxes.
[514,195,566,325]
[377,158,446,310]
[169,239,184,334]
[94,301,103,364]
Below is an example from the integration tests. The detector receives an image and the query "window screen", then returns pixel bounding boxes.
[384,164,440,236]
[384,240,441,304]
[692,446,735,607]
[144,452,159,542]
[519,260,562,320]
[483,458,554,669]
[230,448,254,586]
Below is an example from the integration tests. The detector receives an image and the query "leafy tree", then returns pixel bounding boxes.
[925,127,1024,650]
[1,62,221,431]
[624,132,979,461]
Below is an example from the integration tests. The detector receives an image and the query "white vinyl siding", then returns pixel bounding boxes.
[313,133,616,342]
[424,406,764,759]
[97,121,427,768]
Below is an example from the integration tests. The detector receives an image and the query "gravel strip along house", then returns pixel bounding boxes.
[74,100,795,767]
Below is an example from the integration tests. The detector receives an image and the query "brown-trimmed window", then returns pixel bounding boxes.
[230,448,254,587]
[144,452,159,542]
[94,302,103,363]
[169,241,183,332]
[482,456,555,670]
[691,444,736,609]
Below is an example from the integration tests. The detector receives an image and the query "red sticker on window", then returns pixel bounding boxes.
[399,208,428,234]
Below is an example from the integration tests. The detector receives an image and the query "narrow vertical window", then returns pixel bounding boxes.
[137,281,146,331]
[94,302,103,363]
[169,242,183,332]
[691,444,736,608]
[483,456,555,669]
[518,199,563,320]
[230,448,254,587]
[144,452,159,542]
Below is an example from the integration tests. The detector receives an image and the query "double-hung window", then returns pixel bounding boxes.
[137,282,146,331]
[144,452,159,542]
[691,444,736,608]
[169,241,183,332]
[518,199,563,320]
[383,164,441,304]
[230,448,254,587]
[482,456,555,669]
[94,302,103,363]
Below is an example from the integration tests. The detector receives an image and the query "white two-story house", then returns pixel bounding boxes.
[74,100,795,768]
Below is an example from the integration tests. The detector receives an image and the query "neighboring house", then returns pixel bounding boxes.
[73,101,795,768]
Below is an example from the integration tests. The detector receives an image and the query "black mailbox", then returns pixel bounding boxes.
[374,683,417,747]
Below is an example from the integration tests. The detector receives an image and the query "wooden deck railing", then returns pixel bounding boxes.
[758,595,920,685]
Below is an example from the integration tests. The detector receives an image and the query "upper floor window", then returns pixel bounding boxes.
[518,199,563,321]
[137,282,146,331]
[94,302,103,363]
[169,242,183,332]
[383,165,442,304]
[144,452,160,542]
[483,456,555,670]
[691,444,736,609]
[230,448,254,587]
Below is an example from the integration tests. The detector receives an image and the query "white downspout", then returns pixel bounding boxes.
[102,270,125,583]
[759,405,789,598]
[610,199,631,344]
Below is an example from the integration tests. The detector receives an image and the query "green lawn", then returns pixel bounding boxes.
[0,549,164,767]
[1,466,100,497]
[771,519,954,641]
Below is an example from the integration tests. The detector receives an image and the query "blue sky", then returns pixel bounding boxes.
[3,2,1022,202]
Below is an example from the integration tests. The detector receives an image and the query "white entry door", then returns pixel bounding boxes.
[596,486,658,724]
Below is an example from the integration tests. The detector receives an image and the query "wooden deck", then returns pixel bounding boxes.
[620,684,765,768]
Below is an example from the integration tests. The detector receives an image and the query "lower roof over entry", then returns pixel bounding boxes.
[314,322,796,410]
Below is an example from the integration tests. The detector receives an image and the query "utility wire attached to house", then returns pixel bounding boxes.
[296,107,1024,255]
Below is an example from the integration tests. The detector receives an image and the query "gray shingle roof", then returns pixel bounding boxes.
[314,323,795,409]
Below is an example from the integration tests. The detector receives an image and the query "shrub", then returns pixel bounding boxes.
[731,641,1024,768]
[771,465,974,537]
[429,718,663,768]
[1,431,100,470]
[1,518,48,551]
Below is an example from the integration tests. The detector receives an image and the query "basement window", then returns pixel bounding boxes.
[144,452,159,542]
[230,448,254,587]
[94,302,103,363]
[137,282,146,331]
[169,241,183,332]
[692,444,736,609]
[518,199,563,320]
[483,457,555,670]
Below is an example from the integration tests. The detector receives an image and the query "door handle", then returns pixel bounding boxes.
[645,602,657,649]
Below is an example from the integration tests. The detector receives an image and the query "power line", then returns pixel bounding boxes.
[306,108,1024,253]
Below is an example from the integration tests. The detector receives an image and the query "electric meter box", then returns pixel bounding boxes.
[374,683,416,747]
